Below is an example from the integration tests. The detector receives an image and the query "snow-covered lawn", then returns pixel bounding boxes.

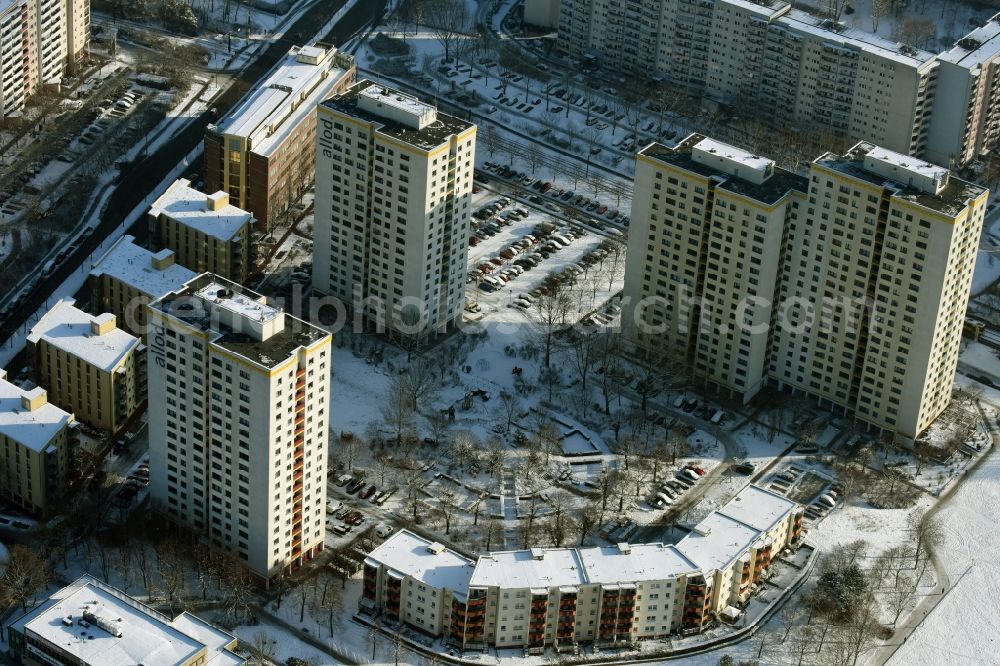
[887,444,1000,665]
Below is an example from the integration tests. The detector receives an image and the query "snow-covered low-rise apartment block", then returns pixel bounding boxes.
[623,133,987,440]
[148,178,255,284]
[27,300,144,434]
[361,485,803,652]
[8,575,246,665]
[146,274,332,582]
[0,368,74,518]
[557,1,1000,165]
[313,80,477,344]
[204,44,356,231]
[89,235,197,338]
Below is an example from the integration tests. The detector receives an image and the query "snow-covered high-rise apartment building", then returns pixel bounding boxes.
[623,134,988,440]
[146,274,332,582]
[313,80,476,345]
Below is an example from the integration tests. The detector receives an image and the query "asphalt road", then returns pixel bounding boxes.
[0,0,386,350]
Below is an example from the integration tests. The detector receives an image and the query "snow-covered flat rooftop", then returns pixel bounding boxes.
[169,613,247,666]
[154,274,327,368]
[863,146,949,194]
[577,543,698,584]
[90,235,196,300]
[781,9,935,67]
[471,547,587,590]
[366,530,475,593]
[716,484,799,533]
[675,512,763,572]
[365,487,799,598]
[692,137,774,183]
[358,85,437,129]
[213,45,351,157]
[11,576,244,665]
[196,282,281,324]
[27,300,140,373]
[0,370,71,453]
[693,137,772,172]
[150,179,252,241]
[938,16,1000,68]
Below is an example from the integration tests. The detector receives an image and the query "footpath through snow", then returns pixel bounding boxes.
[886,444,1000,665]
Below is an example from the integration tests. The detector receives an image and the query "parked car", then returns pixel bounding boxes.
[360,484,378,500]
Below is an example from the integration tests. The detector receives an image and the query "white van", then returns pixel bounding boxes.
[709,409,724,424]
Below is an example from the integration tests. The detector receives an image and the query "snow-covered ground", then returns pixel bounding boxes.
[887,444,1000,665]
[795,0,992,50]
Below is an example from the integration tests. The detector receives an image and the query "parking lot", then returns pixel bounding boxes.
[465,187,626,320]
[480,161,630,233]
[1,83,152,220]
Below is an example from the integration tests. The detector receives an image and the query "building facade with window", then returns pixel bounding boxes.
[624,134,987,439]
[361,486,803,652]
[313,80,476,345]
[0,0,89,122]
[556,3,1000,165]
[204,44,355,231]
[27,300,144,434]
[146,274,331,582]
[556,0,935,158]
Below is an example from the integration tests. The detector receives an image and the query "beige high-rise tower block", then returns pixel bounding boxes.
[624,134,987,440]
[146,274,332,582]
[771,143,987,438]
[313,80,476,345]
[622,135,807,402]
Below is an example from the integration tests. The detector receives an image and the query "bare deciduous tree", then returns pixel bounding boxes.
[437,489,460,534]
[871,0,890,31]
[222,563,255,625]
[0,545,48,614]
[425,0,468,62]
[484,517,502,551]
[887,573,916,627]
[499,391,520,433]
[911,510,945,567]
[382,376,414,447]
[248,632,276,666]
